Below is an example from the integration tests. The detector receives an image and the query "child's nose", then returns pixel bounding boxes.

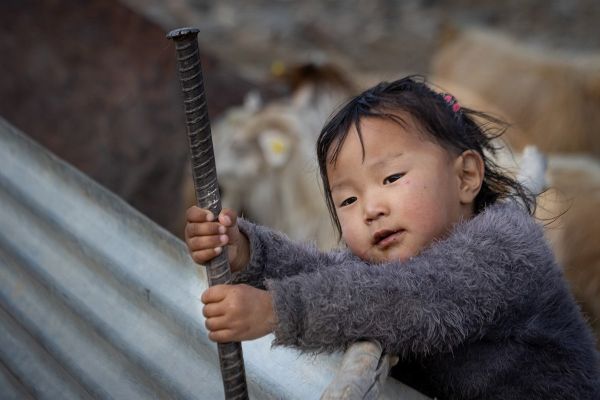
[363,197,389,223]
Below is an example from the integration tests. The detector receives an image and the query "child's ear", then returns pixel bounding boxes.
[455,150,484,204]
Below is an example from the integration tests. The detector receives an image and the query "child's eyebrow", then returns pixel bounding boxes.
[368,152,404,170]
[330,180,350,193]
[330,152,405,192]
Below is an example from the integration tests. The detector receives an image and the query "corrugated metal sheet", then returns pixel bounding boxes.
[0,117,428,399]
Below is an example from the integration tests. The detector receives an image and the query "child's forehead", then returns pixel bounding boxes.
[325,118,460,184]
[330,114,433,159]
[356,114,424,136]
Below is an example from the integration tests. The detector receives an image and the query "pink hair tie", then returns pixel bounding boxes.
[443,94,461,113]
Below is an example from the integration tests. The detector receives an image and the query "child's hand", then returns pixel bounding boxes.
[185,206,250,273]
[201,284,277,342]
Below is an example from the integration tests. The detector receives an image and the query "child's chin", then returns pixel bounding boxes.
[365,249,412,264]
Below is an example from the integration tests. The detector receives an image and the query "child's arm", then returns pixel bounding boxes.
[232,218,350,287]
[185,205,347,287]
[261,203,556,357]
[185,206,350,343]
[186,205,322,342]
[189,202,553,355]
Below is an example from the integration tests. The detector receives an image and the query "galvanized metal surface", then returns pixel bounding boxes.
[0,117,429,399]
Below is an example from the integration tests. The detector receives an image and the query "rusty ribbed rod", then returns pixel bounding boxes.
[167,27,249,400]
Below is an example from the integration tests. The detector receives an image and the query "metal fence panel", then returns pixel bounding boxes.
[0,117,428,400]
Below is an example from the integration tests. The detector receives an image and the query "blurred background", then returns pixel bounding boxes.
[1,0,600,342]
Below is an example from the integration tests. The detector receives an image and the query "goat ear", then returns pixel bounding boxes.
[258,129,293,168]
[242,90,263,113]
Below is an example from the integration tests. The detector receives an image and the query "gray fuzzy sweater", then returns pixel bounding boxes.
[234,202,600,399]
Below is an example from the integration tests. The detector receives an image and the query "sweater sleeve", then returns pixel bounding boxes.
[232,218,350,288]
[263,203,557,357]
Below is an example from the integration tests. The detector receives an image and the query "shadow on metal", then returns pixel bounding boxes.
[0,117,428,399]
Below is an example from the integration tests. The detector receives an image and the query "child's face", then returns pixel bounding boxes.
[327,116,477,263]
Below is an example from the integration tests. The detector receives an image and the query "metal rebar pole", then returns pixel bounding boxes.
[167,27,249,400]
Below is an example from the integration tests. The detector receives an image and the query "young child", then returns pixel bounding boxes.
[185,76,600,399]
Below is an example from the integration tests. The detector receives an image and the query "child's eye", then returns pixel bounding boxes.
[383,173,404,185]
[339,197,357,207]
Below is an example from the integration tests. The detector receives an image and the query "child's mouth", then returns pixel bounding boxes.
[372,229,404,248]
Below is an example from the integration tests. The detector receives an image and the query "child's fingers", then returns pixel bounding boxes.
[207,329,236,343]
[204,315,229,331]
[186,232,228,251]
[201,285,228,304]
[185,224,229,245]
[202,303,224,318]
[185,221,226,239]
[190,248,222,264]
[186,206,216,223]
[218,208,238,227]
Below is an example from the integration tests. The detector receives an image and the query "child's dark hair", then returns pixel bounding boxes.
[317,75,536,236]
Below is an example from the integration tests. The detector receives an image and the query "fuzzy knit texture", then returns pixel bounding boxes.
[233,201,600,399]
